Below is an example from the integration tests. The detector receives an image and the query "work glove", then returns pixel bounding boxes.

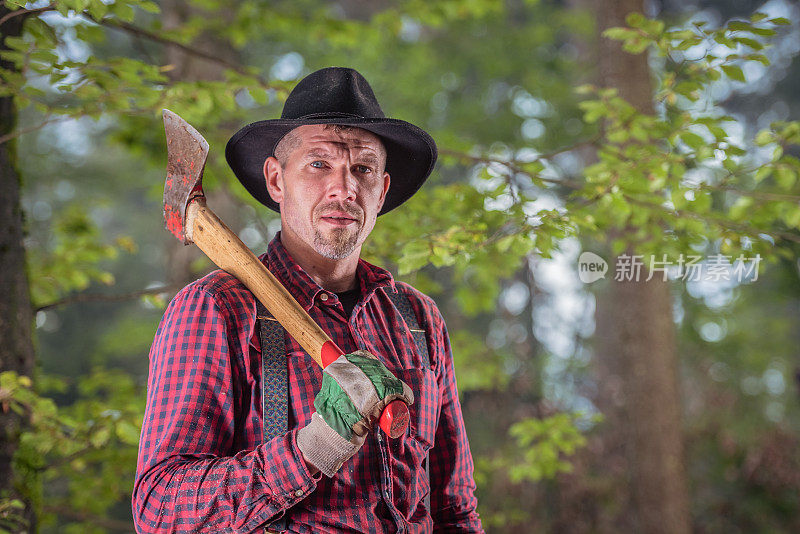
[296,350,414,477]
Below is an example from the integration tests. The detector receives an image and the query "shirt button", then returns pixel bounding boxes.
[319,293,329,302]
[294,489,304,497]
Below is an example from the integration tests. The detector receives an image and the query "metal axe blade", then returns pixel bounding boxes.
[162,109,209,244]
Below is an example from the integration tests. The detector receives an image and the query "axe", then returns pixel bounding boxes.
[161,109,409,439]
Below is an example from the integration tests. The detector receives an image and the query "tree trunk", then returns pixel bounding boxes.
[0,6,38,531]
[592,1,692,532]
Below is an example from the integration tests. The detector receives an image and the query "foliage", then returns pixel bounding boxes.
[0,369,144,532]
[367,180,570,316]
[505,413,594,483]
[0,499,26,534]
[567,12,800,261]
[473,412,598,529]
[27,204,135,308]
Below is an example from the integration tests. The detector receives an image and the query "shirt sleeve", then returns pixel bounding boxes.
[427,307,484,533]
[132,284,318,534]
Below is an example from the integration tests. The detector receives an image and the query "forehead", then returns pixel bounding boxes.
[292,124,385,154]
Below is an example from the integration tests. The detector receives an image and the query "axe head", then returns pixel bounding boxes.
[162,109,209,244]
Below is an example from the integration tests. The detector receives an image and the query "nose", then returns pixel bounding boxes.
[326,164,357,202]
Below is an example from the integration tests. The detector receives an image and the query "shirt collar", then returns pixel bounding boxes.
[261,232,396,313]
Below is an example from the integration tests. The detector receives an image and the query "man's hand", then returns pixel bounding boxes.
[296,350,414,477]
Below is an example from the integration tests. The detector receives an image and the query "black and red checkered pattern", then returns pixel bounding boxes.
[133,234,483,533]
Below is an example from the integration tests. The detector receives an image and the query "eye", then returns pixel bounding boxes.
[353,164,373,174]
[310,160,325,169]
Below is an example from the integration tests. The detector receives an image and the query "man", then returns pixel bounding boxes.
[133,67,483,533]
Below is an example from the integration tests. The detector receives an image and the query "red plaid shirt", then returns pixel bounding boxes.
[133,234,483,533]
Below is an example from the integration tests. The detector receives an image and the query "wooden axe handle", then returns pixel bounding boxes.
[186,199,410,439]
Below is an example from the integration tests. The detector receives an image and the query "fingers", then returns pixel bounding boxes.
[324,354,382,419]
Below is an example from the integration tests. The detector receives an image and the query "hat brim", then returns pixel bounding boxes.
[225,117,437,216]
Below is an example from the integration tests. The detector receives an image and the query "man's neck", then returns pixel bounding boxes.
[278,231,360,293]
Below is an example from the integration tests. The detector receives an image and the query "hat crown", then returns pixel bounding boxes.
[280,67,386,120]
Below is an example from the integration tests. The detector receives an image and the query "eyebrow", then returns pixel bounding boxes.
[355,152,380,166]
[303,148,381,166]
[304,149,334,160]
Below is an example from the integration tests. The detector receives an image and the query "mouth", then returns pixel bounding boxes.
[319,212,359,227]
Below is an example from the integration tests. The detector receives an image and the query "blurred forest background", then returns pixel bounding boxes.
[2,0,800,532]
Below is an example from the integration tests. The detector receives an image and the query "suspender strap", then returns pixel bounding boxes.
[384,288,431,368]
[383,288,432,514]
[257,301,288,533]
[257,301,289,441]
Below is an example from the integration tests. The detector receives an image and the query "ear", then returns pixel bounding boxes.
[263,156,284,204]
[375,171,390,212]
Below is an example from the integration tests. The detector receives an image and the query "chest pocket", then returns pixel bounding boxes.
[393,367,439,449]
[383,289,439,449]
[384,288,432,369]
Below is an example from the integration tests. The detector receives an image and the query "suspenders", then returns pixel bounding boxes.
[384,289,432,369]
[256,288,431,533]
[256,301,289,533]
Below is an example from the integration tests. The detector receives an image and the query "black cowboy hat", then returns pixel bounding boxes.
[225,67,438,215]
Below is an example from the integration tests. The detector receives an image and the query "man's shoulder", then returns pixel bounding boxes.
[177,268,256,315]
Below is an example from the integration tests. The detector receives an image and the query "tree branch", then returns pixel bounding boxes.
[699,183,800,203]
[0,6,55,27]
[440,137,597,190]
[97,18,275,87]
[35,284,182,313]
[2,5,279,88]
[0,115,67,146]
[622,193,800,245]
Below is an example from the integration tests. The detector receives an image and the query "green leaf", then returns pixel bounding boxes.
[755,130,774,146]
[115,421,141,445]
[714,33,735,47]
[86,0,109,19]
[90,426,111,448]
[680,131,705,149]
[747,53,770,66]
[768,17,790,26]
[397,240,432,275]
[114,2,135,22]
[721,65,745,82]
[622,38,651,54]
[603,27,639,41]
[733,37,764,50]
[625,12,646,29]
[728,21,752,32]
[775,167,796,190]
[138,0,160,13]
[729,196,753,220]
[748,27,777,37]
[754,166,772,183]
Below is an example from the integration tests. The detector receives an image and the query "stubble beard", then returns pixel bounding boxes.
[311,201,364,260]
[312,225,360,260]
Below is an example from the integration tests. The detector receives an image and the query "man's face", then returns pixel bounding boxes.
[263,124,390,260]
